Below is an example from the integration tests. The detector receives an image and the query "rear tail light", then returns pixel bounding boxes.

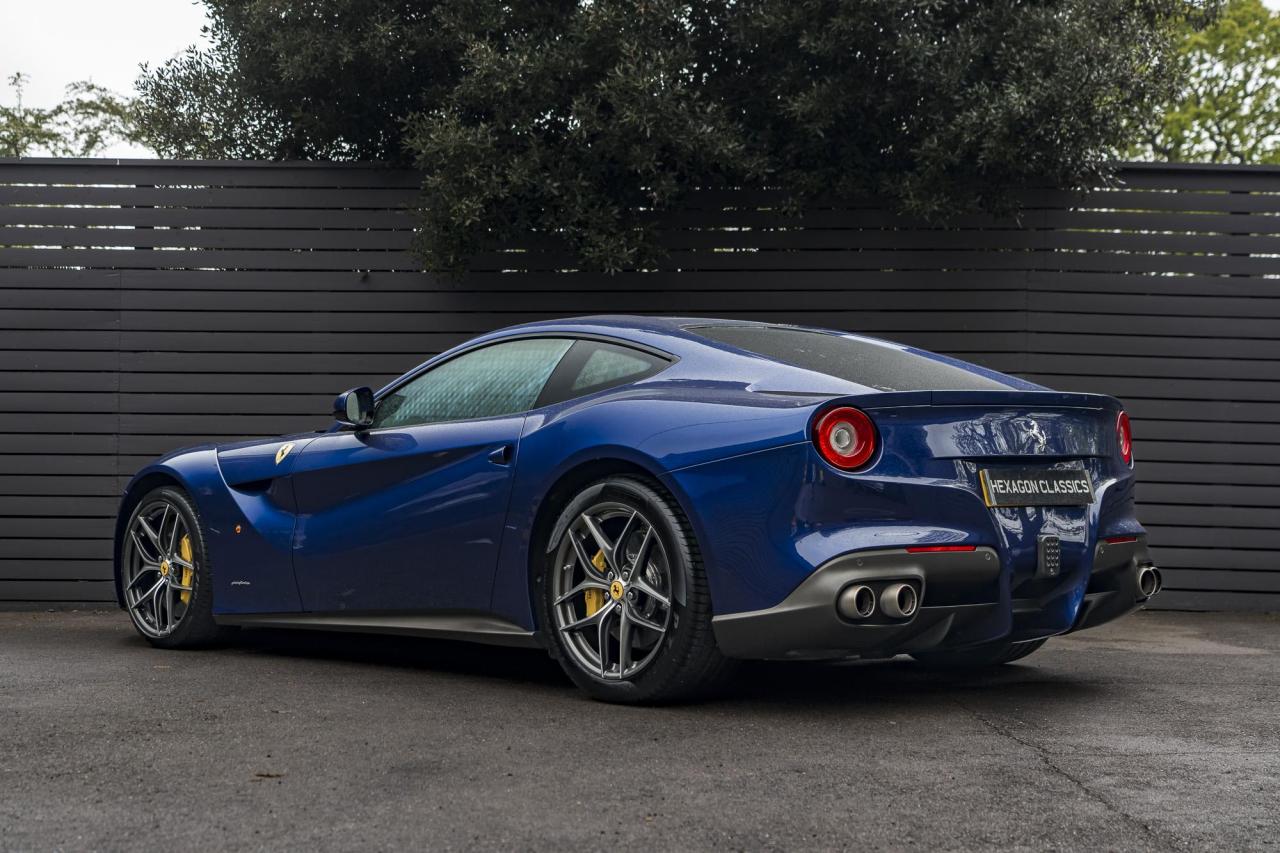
[1116,410,1133,466]
[906,545,977,553]
[1104,535,1139,544]
[813,406,877,470]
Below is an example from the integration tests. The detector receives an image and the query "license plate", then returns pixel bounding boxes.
[979,467,1094,507]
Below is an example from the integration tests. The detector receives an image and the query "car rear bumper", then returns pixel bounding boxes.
[711,542,1158,660]
[1067,537,1159,633]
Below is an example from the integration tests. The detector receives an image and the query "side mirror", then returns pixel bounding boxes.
[333,387,375,430]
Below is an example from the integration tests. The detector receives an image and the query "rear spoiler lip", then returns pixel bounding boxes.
[841,389,1120,411]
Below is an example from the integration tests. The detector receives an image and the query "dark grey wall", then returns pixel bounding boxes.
[1,159,1276,610]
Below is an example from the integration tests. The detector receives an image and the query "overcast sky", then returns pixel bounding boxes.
[5,0,1280,157]
[1,0,210,156]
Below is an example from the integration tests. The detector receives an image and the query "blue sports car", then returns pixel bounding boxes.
[114,316,1159,703]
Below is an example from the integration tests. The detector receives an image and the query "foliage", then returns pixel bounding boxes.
[1,73,140,157]
[1133,0,1280,162]
[139,1,1207,271]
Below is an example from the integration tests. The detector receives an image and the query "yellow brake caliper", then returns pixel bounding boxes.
[178,535,194,604]
[584,550,608,615]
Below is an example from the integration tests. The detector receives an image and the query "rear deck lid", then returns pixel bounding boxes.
[857,390,1118,459]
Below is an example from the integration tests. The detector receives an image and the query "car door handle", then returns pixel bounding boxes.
[488,444,513,466]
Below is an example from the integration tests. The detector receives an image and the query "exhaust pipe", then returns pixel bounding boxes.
[837,584,877,620]
[880,582,919,619]
[1137,565,1162,598]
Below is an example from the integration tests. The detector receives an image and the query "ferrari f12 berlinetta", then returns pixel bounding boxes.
[115,317,1159,702]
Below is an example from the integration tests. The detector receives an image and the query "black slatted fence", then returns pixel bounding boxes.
[0,158,1276,610]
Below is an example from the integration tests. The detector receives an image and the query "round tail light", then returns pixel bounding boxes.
[813,406,877,470]
[1116,410,1133,466]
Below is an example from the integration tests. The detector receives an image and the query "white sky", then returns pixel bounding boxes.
[4,0,1280,157]
[1,0,210,156]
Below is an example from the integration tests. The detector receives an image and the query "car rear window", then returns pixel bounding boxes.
[688,325,1014,391]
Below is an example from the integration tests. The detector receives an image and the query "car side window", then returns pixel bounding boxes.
[537,340,669,407]
[572,345,657,390]
[372,338,574,429]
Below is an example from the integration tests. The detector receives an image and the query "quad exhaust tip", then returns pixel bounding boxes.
[880,582,919,619]
[1138,565,1162,598]
[837,584,877,620]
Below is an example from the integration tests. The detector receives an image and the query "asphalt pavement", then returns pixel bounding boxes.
[1,608,1277,851]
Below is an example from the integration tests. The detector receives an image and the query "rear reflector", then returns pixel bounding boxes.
[1104,535,1139,544]
[906,545,978,553]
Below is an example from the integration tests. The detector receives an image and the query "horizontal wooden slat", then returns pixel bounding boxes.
[1144,525,1280,549]
[0,267,1035,292]
[0,205,416,229]
[0,476,124,497]
[1139,504,1279,528]
[1130,441,1280,466]
[0,247,421,271]
[0,371,118,392]
[0,558,112,580]
[0,160,423,187]
[0,539,111,559]
[1159,569,1280,593]
[1125,399,1280,424]
[1031,291,1280,319]
[1058,187,1280,213]
[0,455,117,475]
[117,351,416,373]
[0,184,417,207]
[1024,332,1280,360]
[1149,590,1280,612]
[0,579,115,601]
[0,517,113,538]
[0,226,411,251]
[1049,208,1280,235]
[1020,354,1280,381]
[0,495,119,515]
[1147,547,1279,571]
[1131,421,1280,443]
[1036,375,1280,404]
[102,287,1019,313]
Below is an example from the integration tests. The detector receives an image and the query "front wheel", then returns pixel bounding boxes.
[119,485,228,648]
[537,476,733,704]
[911,638,1047,669]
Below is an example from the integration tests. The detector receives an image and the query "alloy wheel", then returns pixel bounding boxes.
[122,498,197,639]
[551,501,674,681]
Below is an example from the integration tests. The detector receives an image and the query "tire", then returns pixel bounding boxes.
[119,485,229,649]
[911,638,1047,670]
[536,476,734,704]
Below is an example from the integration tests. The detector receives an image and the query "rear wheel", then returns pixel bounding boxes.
[120,486,227,648]
[911,638,1047,669]
[537,476,733,703]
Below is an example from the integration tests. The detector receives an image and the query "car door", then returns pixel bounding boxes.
[289,337,575,613]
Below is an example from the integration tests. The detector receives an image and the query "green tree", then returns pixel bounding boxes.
[1135,0,1280,162]
[1,73,140,157]
[138,0,1207,271]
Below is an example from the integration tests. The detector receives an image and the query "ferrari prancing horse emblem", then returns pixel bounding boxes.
[275,442,295,465]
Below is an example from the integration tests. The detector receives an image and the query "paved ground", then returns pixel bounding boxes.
[0,610,1277,852]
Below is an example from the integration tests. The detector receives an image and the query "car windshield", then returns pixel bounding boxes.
[687,324,1013,391]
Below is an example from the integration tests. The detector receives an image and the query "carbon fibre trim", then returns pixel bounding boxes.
[214,611,540,648]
